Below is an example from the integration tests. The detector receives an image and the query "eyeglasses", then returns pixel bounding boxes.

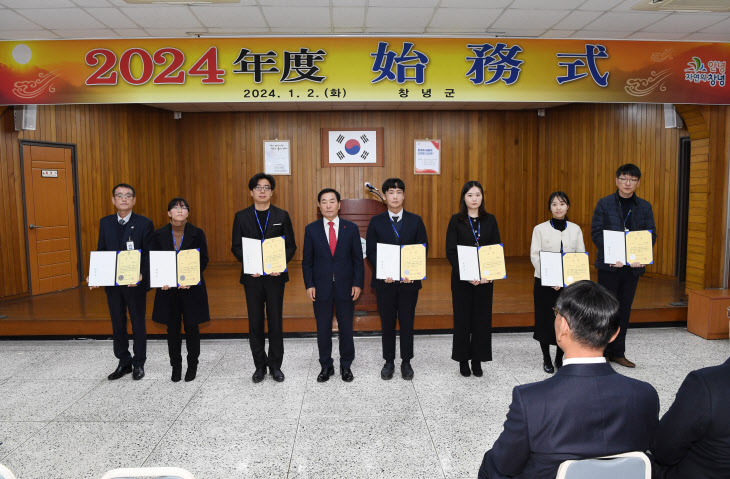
[171,205,189,211]
[553,307,561,318]
[114,194,134,199]
[617,177,639,184]
[253,186,271,192]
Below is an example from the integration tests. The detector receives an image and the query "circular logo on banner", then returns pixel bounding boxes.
[344,139,361,155]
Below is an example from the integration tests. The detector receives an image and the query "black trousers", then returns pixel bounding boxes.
[106,287,147,367]
[313,293,355,368]
[376,284,419,361]
[598,267,640,358]
[244,276,285,370]
[166,304,200,368]
[451,277,493,362]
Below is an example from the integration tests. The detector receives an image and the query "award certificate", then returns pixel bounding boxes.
[478,244,507,281]
[562,252,590,286]
[149,251,177,288]
[625,230,653,265]
[401,244,427,281]
[262,236,287,274]
[88,251,117,287]
[116,250,141,286]
[177,249,201,286]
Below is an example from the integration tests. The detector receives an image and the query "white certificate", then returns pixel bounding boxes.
[457,245,480,282]
[149,251,177,288]
[88,251,116,287]
[242,237,264,275]
[603,230,627,265]
[539,251,563,287]
[376,243,401,280]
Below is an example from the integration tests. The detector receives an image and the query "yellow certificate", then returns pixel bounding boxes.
[116,250,140,286]
[478,244,506,280]
[177,249,201,286]
[625,230,654,265]
[400,244,427,281]
[562,252,590,286]
[262,236,287,274]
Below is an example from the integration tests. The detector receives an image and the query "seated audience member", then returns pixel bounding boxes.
[651,357,730,479]
[478,280,659,479]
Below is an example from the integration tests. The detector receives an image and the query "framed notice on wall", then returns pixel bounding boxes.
[321,127,384,168]
[264,140,291,175]
[414,139,440,175]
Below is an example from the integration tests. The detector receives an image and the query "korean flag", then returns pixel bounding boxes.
[328,130,378,164]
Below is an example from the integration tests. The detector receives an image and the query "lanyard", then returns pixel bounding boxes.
[172,230,184,252]
[390,217,400,240]
[623,209,632,232]
[255,209,270,240]
[470,218,480,246]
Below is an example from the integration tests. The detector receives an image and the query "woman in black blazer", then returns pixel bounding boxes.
[151,197,210,382]
[445,181,501,377]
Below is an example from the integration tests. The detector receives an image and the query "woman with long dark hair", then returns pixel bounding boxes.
[445,181,501,377]
[151,197,210,382]
[529,191,585,373]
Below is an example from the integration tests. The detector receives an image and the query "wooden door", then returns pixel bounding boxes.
[22,143,79,294]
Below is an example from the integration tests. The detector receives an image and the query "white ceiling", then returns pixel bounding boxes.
[0,0,729,41]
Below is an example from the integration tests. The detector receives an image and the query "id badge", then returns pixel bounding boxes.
[126,241,134,251]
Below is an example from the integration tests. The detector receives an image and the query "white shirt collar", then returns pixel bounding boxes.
[562,357,607,366]
[117,212,132,225]
[388,209,404,221]
[323,216,339,228]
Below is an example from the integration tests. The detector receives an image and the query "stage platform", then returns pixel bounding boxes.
[0,258,687,337]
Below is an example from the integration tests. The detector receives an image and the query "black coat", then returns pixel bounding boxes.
[97,212,154,291]
[231,204,297,286]
[151,222,210,325]
[445,213,501,279]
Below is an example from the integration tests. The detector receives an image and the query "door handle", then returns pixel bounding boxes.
[28,224,44,229]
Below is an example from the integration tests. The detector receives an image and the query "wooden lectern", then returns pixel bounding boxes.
[316,198,386,312]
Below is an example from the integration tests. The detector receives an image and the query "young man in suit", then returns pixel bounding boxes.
[651,357,730,479]
[591,163,656,368]
[302,188,364,383]
[365,178,428,381]
[91,183,154,381]
[478,280,659,479]
[231,173,297,383]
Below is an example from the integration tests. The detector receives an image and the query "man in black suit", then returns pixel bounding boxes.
[591,163,656,368]
[91,183,154,381]
[231,173,296,383]
[478,280,659,479]
[366,178,428,381]
[302,188,364,383]
[651,357,730,479]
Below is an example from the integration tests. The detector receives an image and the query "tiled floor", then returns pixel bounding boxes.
[0,329,728,479]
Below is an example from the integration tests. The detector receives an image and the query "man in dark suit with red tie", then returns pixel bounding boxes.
[651,357,730,479]
[302,188,364,382]
[478,281,659,479]
[366,178,428,381]
[231,173,297,383]
[92,183,154,381]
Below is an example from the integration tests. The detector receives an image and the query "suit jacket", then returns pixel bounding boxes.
[591,191,656,276]
[365,210,428,290]
[445,213,501,279]
[231,204,297,286]
[150,222,210,325]
[97,212,154,291]
[479,362,659,479]
[651,357,730,479]
[302,218,364,302]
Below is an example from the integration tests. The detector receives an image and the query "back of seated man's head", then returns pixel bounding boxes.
[555,281,620,350]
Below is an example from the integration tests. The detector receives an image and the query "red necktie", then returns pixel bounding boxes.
[328,221,337,256]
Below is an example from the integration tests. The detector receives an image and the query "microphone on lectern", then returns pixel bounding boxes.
[365,181,386,204]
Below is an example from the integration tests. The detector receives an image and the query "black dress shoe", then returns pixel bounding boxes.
[401,361,414,380]
[317,366,335,383]
[471,360,483,377]
[341,367,354,382]
[270,367,285,382]
[171,365,182,382]
[459,361,471,377]
[252,367,267,383]
[132,365,145,380]
[543,360,555,374]
[184,364,197,382]
[108,364,132,380]
[381,361,395,380]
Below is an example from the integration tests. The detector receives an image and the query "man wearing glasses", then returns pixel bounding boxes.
[93,183,154,381]
[590,164,656,368]
[231,173,297,383]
